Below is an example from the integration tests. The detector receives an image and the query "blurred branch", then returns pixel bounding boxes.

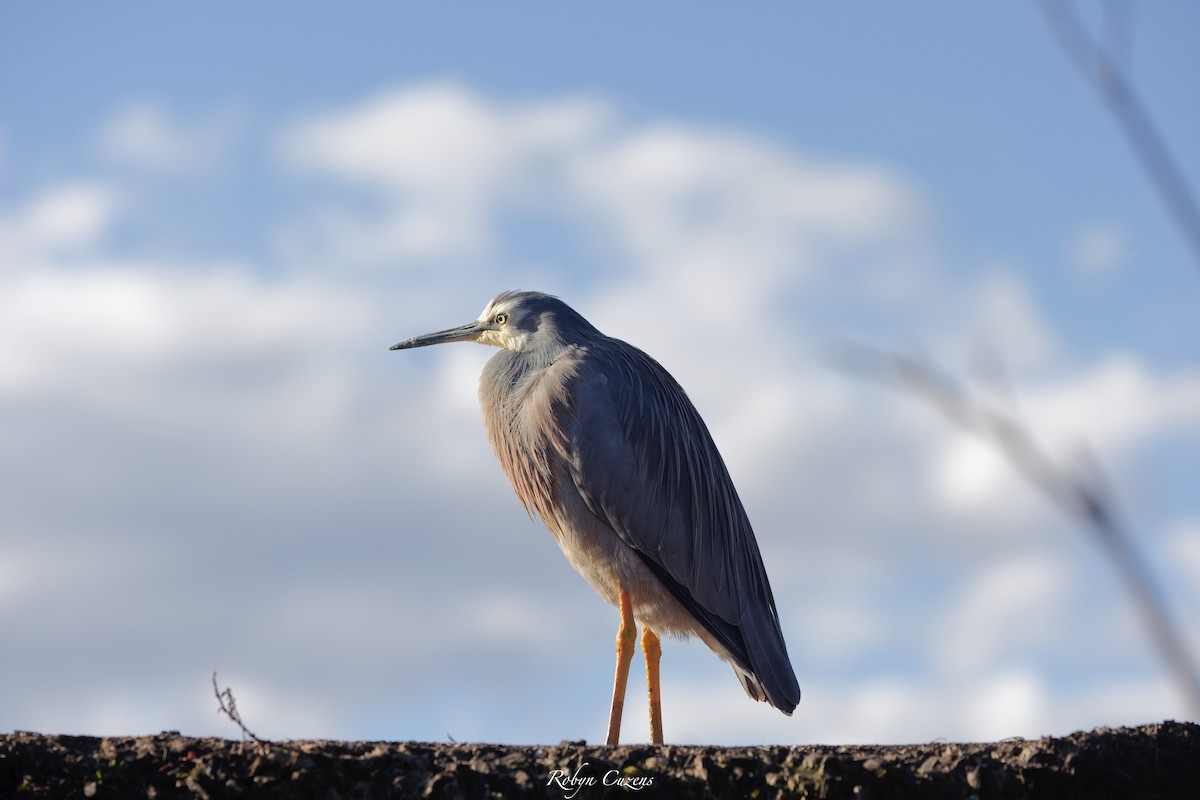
[213,672,273,745]
[834,342,1200,718]
[1036,0,1200,271]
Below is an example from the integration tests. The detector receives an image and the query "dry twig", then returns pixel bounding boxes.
[835,342,1200,718]
[1036,0,1200,271]
[212,672,273,745]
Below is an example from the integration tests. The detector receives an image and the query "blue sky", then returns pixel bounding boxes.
[5,2,1197,363]
[1,3,1198,745]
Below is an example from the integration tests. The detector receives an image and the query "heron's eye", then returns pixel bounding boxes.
[494,312,508,325]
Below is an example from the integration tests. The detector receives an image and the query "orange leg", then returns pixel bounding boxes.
[642,626,664,745]
[605,587,636,746]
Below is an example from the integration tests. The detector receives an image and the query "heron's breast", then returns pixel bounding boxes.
[480,351,582,521]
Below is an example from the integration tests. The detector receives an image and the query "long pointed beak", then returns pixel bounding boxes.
[389,320,490,350]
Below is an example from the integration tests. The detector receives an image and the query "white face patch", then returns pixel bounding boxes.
[475,328,506,349]
[475,299,528,351]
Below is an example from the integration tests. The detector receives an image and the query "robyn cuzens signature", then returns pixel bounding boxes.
[547,762,655,797]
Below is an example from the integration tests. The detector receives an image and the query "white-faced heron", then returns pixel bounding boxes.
[390,290,799,744]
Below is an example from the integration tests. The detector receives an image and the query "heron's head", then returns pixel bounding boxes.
[389,290,599,354]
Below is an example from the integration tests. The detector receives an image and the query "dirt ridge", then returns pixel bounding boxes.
[2,720,1196,799]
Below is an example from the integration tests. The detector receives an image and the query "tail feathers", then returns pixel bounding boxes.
[733,665,798,716]
[733,665,768,706]
[735,610,801,715]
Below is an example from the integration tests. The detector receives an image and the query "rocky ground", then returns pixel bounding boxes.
[2,721,1196,799]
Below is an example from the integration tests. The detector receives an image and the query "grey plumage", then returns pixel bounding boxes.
[391,290,799,731]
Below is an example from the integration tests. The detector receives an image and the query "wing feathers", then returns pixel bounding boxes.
[565,339,800,713]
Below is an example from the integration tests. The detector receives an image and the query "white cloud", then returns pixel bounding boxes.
[60,673,348,741]
[279,81,612,264]
[664,666,1175,746]
[966,270,1061,370]
[277,79,920,284]
[1163,519,1200,612]
[933,435,1024,511]
[98,102,240,173]
[0,182,120,263]
[1070,224,1126,276]
[663,672,1048,745]
[963,669,1050,740]
[924,353,1200,516]
[935,555,1070,673]
[0,548,41,609]
[794,598,886,667]
[1022,355,1200,458]
[569,124,921,278]
[286,81,550,192]
[1165,520,1200,574]
[0,263,367,402]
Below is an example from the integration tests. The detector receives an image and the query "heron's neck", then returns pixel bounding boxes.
[516,318,593,367]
